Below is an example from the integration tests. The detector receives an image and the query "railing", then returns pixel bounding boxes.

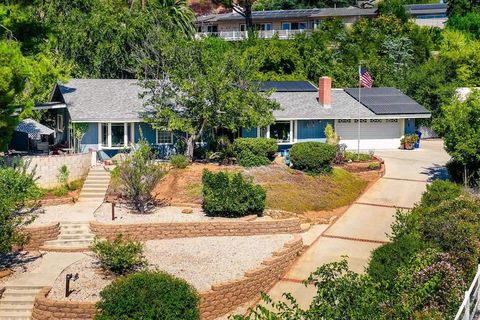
[195,29,310,41]
[455,264,480,320]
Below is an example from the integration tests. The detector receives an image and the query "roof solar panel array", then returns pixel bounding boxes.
[344,87,430,115]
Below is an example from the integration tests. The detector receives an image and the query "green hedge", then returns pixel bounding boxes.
[232,138,277,167]
[96,271,199,320]
[290,142,336,174]
[202,169,266,217]
[170,154,189,169]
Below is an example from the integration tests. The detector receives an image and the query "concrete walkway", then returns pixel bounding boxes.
[266,140,451,308]
[0,252,85,319]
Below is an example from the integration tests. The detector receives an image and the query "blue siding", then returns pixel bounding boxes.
[297,120,334,141]
[241,127,257,138]
[404,118,415,134]
[135,123,156,143]
[79,123,98,153]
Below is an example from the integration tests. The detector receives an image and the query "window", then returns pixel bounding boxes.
[242,23,273,31]
[370,119,383,123]
[207,25,218,33]
[338,119,351,123]
[354,119,368,123]
[270,121,290,143]
[111,123,125,147]
[281,22,291,30]
[259,126,268,138]
[101,123,108,147]
[386,119,399,123]
[156,130,173,144]
[56,114,64,132]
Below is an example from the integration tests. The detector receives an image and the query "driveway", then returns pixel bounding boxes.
[265,139,451,309]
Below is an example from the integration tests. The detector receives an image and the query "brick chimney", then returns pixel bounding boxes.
[318,76,332,107]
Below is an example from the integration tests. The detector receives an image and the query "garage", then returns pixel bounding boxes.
[335,119,402,151]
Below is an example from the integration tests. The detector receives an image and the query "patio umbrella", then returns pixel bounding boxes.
[15,118,54,140]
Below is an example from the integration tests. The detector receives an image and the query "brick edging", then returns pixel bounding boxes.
[20,223,60,251]
[31,236,304,320]
[90,218,302,241]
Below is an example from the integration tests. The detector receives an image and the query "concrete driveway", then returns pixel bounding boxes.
[265,139,451,309]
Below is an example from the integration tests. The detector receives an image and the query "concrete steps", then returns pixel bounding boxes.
[78,166,111,202]
[0,286,43,320]
[41,222,94,251]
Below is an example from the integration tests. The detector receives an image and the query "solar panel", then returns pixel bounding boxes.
[260,81,317,92]
[344,88,430,115]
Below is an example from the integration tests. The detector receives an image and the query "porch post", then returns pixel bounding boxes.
[289,120,294,144]
[107,123,112,148]
[266,125,270,139]
[72,122,76,152]
[124,123,128,147]
[130,123,135,144]
[293,120,298,143]
[97,123,102,149]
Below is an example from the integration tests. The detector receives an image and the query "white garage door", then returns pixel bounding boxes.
[335,119,401,150]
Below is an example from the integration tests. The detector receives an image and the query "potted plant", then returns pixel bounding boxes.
[400,134,418,150]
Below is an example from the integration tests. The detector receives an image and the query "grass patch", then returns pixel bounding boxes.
[249,167,368,213]
[186,183,202,198]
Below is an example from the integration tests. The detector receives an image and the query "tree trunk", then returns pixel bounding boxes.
[244,0,253,32]
[186,135,195,160]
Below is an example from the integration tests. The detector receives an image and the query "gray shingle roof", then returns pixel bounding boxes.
[271,89,377,120]
[59,79,145,122]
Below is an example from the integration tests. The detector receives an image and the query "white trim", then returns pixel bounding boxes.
[130,123,135,144]
[107,122,112,148]
[274,114,431,121]
[56,114,64,132]
[124,123,128,147]
[289,120,294,143]
[35,103,67,110]
[97,123,102,149]
[293,120,298,142]
[71,119,144,123]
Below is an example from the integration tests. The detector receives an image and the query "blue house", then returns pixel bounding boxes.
[34,78,430,157]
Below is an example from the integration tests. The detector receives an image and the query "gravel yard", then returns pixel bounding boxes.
[30,204,89,225]
[0,251,44,287]
[49,234,293,302]
[94,204,234,223]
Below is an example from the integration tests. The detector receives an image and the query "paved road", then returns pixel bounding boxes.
[266,139,451,308]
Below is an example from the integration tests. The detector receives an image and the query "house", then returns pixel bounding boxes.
[195,3,448,40]
[33,78,429,158]
[242,78,430,150]
[195,7,377,40]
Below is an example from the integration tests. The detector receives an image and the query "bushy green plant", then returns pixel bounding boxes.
[0,159,42,253]
[96,271,199,320]
[170,154,189,169]
[420,180,463,208]
[324,123,339,145]
[57,165,69,186]
[53,186,69,197]
[368,232,426,285]
[367,162,381,170]
[202,169,266,217]
[116,140,166,213]
[289,142,336,174]
[68,178,84,191]
[344,151,373,162]
[232,138,277,167]
[90,234,145,275]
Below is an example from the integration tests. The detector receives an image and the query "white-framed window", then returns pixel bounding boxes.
[156,130,173,144]
[270,121,291,143]
[56,114,64,132]
[354,119,368,123]
[98,122,135,148]
[370,119,383,123]
[386,119,399,123]
[281,22,291,30]
[241,23,273,31]
[338,119,351,123]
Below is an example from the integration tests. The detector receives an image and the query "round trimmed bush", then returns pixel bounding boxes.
[170,154,189,169]
[289,142,336,174]
[232,138,277,167]
[96,271,199,320]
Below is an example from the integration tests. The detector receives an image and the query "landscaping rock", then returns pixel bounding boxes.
[181,208,193,214]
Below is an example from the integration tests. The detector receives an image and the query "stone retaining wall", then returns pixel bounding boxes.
[90,218,302,240]
[32,287,96,320]
[31,236,303,320]
[21,223,60,251]
[6,152,92,188]
[199,236,303,319]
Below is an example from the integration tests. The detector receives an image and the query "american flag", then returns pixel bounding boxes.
[360,67,374,88]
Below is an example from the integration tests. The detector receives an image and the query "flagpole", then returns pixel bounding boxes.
[357,64,361,160]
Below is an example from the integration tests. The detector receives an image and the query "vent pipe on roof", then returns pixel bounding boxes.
[318,76,332,108]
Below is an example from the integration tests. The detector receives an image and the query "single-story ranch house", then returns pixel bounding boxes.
[29,78,430,157]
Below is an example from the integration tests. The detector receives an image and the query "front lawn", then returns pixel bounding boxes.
[154,163,367,214]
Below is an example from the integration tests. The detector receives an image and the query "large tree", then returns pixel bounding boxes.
[134,31,279,159]
[434,89,480,185]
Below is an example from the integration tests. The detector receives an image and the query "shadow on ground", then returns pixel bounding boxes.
[0,252,43,269]
[422,163,449,181]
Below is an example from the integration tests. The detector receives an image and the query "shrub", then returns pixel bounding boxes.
[367,233,426,285]
[344,151,373,162]
[170,154,189,169]
[96,271,199,320]
[367,162,380,170]
[53,186,69,197]
[202,169,266,217]
[57,165,69,186]
[237,149,271,168]
[324,123,339,145]
[289,142,336,174]
[68,179,84,191]
[116,140,166,213]
[90,234,145,275]
[232,138,277,167]
[0,160,42,253]
[420,180,462,208]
